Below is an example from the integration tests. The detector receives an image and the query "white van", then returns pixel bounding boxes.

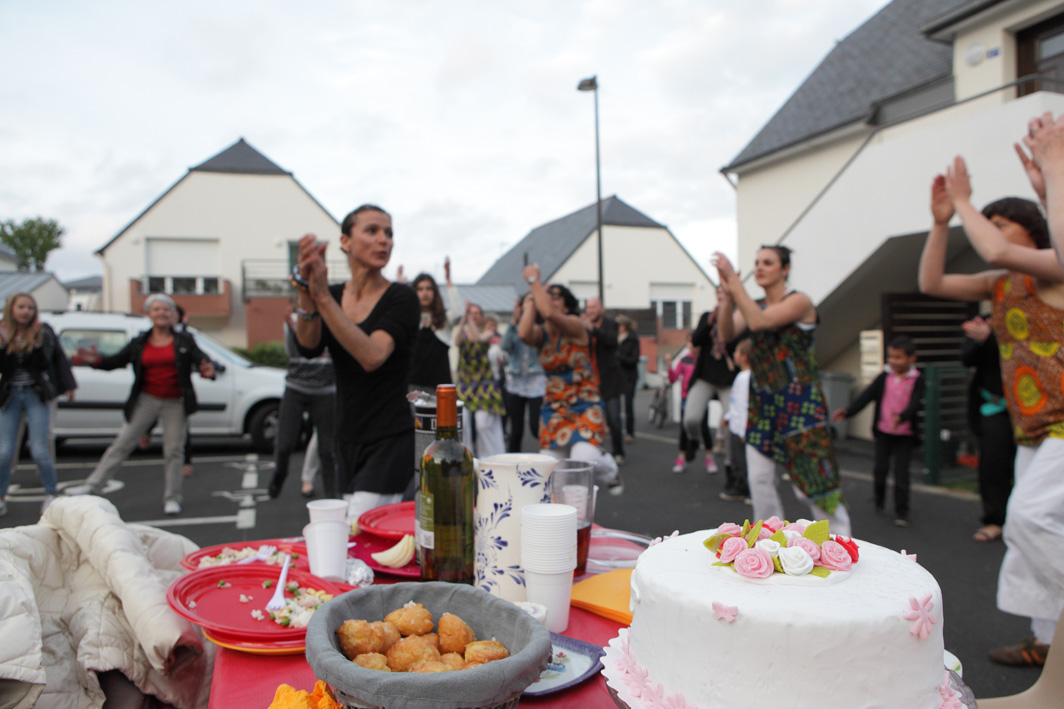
[40,311,286,451]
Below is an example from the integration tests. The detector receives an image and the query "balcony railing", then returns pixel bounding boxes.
[242,259,350,299]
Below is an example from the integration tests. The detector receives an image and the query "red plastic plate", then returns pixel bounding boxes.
[357,501,415,540]
[167,565,342,640]
[180,538,309,572]
[349,534,420,578]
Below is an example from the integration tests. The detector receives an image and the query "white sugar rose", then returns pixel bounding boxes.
[754,539,781,557]
[778,546,815,576]
[782,530,801,541]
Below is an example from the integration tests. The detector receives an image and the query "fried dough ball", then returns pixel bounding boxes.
[440,652,466,671]
[421,632,439,649]
[386,635,441,672]
[410,661,451,673]
[385,602,435,636]
[464,640,509,665]
[438,613,476,654]
[336,620,401,659]
[354,653,390,671]
[463,661,484,670]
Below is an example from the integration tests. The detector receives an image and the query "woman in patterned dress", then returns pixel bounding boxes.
[714,247,851,535]
[919,153,1064,666]
[517,263,621,493]
[455,301,506,457]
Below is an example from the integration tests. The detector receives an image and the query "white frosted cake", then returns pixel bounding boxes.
[608,522,960,709]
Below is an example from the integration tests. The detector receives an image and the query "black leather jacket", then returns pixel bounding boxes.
[0,324,73,409]
[93,329,210,420]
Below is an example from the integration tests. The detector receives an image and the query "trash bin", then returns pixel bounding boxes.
[819,371,855,440]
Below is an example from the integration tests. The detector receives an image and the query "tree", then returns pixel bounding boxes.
[0,217,65,272]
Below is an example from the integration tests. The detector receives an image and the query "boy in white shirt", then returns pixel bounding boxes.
[720,339,752,503]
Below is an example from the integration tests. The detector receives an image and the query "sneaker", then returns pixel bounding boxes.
[705,455,718,474]
[988,637,1050,666]
[0,498,6,517]
[41,495,57,514]
[301,481,315,498]
[614,454,625,466]
[268,478,282,499]
[64,484,97,496]
[672,456,686,474]
[164,500,182,516]
[182,464,194,477]
[608,476,624,496]
[138,434,151,450]
[894,516,910,528]
[625,435,634,444]
[719,489,745,502]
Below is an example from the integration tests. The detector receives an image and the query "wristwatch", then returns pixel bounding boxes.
[526,275,538,284]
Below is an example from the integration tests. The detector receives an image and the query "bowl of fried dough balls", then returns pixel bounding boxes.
[305,582,553,708]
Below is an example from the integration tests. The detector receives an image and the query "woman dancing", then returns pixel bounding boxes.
[919,153,1062,666]
[409,258,462,393]
[518,263,621,493]
[714,246,850,534]
[67,294,214,516]
[0,293,69,516]
[455,301,506,457]
[293,205,419,523]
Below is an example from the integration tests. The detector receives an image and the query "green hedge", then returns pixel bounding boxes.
[233,342,288,368]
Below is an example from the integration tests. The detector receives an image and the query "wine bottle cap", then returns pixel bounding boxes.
[435,384,458,427]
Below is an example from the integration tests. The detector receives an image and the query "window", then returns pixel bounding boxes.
[144,276,221,295]
[682,301,692,329]
[58,329,129,359]
[661,302,677,329]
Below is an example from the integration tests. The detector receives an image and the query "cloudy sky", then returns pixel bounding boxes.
[0,0,890,286]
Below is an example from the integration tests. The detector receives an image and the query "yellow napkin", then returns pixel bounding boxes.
[268,680,341,709]
[570,568,633,625]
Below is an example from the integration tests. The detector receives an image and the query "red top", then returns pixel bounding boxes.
[141,341,181,400]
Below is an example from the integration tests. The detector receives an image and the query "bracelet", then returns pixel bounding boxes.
[526,275,538,284]
[296,308,320,321]
[290,265,310,292]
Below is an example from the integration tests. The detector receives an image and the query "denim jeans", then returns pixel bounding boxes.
[0,387,58,496]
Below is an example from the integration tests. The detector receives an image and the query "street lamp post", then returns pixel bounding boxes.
[577,75,604,303]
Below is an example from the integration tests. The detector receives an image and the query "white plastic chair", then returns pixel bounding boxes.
[978,606,1064,708]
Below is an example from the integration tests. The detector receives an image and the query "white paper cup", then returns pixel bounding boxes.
[302,520,348,581]
[307,499,347,524]
[525,569,574,632]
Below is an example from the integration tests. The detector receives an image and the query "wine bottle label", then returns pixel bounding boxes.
[416,490,435,549]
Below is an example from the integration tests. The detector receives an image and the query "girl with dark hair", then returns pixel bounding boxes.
[714,246,850,535]
[409,257,462,392]
[919,153,1064,666]
[518,263,621,493]
[293,205,419,524]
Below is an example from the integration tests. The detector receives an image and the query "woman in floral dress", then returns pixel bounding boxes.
[455,302,506,457]
[714,246,850,535]
[517,263,621,493]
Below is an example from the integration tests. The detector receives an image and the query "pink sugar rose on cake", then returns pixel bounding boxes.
[718,535,748,564]
[733,547,774,579]
[716,522,742,536]
[819,540,853,571]
[786,535,821,562]
[833,535,860,562]
[781,522,806,534]
[761,515,783,532]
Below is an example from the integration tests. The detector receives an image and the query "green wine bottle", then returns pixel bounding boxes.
[416,384,475,583]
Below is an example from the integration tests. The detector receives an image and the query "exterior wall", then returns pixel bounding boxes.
[0,257,16,272]
[952,0,1064,102]
[245,297,291,347]
[822,336,876,442]
[99,171,338,347]
[550,224,716,316]
[30,278,70,311]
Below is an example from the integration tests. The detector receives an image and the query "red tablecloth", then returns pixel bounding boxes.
[208,605,622,708]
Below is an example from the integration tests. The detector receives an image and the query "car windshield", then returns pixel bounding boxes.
[189,329,254,369]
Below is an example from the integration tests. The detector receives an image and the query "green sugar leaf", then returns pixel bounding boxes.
[712,561,733,567]
[704,532,734,553]
[808,566,831,578]
[803,520,830,546]
[744,521,763,547]
[772,556,784,573]
[740,520,752,538]
[769,530,787,546]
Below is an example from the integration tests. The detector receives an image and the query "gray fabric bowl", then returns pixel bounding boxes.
[305,582,553,709]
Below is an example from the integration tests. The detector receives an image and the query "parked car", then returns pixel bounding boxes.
[39,311,286,451]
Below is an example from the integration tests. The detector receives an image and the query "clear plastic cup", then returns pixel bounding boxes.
[302,520,348,581]
[524,569,574,632]
[307,499,347,524]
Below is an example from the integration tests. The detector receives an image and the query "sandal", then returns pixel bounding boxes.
[973,524,1003,542]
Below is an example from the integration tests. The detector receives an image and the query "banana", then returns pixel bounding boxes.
[371,534,415,568]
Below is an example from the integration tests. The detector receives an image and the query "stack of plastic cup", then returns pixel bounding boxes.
[306,499,347,523]
[520,503,578,632]
[305,499,349,581]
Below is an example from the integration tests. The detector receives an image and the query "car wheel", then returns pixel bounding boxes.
[248,402,280,453]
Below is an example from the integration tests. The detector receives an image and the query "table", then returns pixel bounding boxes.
[206,530,640,708]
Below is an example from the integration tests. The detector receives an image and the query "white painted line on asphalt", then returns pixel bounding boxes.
[137,515,240,528]
[22,453,266,471]
[634,431,675,444]
[242,472,257,489]
[236,508,256,529]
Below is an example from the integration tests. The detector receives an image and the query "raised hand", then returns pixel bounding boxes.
[297,233,329,300]
[522,263,540,284]
[74,343,101,366]
[930,174,955,225]
[1014,142,1046,206]
[711,252,738,291]
[444,256,452,284]
[943,156,973,206]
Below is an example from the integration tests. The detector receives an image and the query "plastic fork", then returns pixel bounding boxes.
[264,554,292,612]
[237,544,277,565]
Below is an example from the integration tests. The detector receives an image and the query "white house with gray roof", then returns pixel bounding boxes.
[94,138,340,347]
[478,195,717,333]
[722,0,1064,440]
